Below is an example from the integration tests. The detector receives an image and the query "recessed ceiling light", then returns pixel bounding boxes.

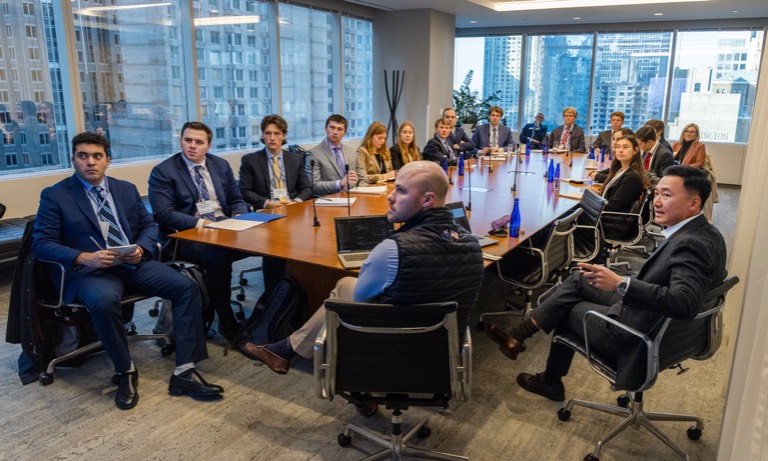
[469,20,477,24]
[732,10,740,13]
[573,17,581,20]
[654,12,663,16]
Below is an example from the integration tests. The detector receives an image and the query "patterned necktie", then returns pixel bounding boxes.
[491,127,498,148]
[272,155,285,189]
[442,138,454,160]
[193,165,216,221]
[561,125,570,148]
[332,146,346,174]
[93,186,126,247]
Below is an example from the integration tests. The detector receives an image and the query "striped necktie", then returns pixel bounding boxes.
[193,165,217,221]
[93,186,127,247]
[272,155,285,189]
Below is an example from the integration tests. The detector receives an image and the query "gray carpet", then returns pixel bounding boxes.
[0,187,737,461]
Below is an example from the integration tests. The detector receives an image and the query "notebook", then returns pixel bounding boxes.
[445,202,499,247]
[334,215,395,269]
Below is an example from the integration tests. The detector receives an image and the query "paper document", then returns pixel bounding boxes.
[205,219,263,231]
[564,178,591,184]
[315,197,358,207]
[349,186,387,194]
[559,190,584,201]
[105,244,138,266]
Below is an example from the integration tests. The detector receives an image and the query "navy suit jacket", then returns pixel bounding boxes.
[149,152,248,235]
[471,123,515,150]
[519,122,548,145]
[32,175,157,303]
[450,128,475,154]
[644,143,675,185]
[239,148,313,209]
[422,135,456,164]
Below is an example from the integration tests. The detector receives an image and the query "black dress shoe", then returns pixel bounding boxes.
[115,370,139,410]
[516,372,565,402]
[169,369,224,397]
[355,403,379,417]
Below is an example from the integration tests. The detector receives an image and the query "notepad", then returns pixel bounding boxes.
[349,186,387,194]
[205,219,263,231]
[559,190,584,201]
[315,197,358,206]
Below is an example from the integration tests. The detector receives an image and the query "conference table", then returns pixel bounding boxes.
[172,151,599,308]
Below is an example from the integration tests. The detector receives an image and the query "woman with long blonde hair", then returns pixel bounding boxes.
[390,121,421,170]
[356,121,395,185]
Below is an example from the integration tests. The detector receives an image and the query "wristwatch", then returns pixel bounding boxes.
[616,277,631,296]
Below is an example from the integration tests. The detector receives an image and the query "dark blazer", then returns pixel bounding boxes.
[422,135,455,164]
[644,143,675,185]
[149,153,248,235]
[450,128,475,154]
[519,122,547,145]
[592,129,614,153]
[239,148,313,209]
[614,214,727,388]
[549,124,586,153]
[602,168,644,213]
[389,145,421,171]
[305,140,364,196]
[471,123,515,150]
[32,175,157,303]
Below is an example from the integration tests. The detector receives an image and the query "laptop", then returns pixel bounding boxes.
[446,201,499,247]
[335,215,395,269]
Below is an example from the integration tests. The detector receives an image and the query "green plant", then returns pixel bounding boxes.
[452,70,503,130]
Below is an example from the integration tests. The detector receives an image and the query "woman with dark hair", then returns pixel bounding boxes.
[601,134,649,213]
[390,121,421,171]
[356,121,395,185]
[672,123,706,168]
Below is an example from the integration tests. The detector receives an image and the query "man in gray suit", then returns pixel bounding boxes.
[485,165,726,401]
[306,114,363,196]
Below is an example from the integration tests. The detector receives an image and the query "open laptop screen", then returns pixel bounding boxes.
[334,215,395,253]
[445,201,472,233]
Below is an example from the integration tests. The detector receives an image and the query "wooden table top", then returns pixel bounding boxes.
[172,152,600,272]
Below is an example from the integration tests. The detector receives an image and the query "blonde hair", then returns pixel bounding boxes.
[396,121,421,165]
[678,123,700,144]
[362,121,389,161]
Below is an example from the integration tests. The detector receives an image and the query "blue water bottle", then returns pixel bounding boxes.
[441,156,448,174]
[547,159,555,182]
[600,146,606,164]
[543,139,549,156]
[458,153,465,176]
[526,139,531,155]
[553,164,561,190]
[509,198,521,238]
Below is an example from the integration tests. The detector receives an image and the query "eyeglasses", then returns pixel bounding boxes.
[684,129,697,134]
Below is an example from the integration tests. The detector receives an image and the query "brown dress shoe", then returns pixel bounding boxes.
[484,322,511,346]
[517,372,565,402]
[498,338,526,361]
[241,342,290,374]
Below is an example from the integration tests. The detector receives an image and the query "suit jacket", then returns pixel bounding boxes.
[239,148,313,209]
[602,168,644,213]
[672,141,706,168]
[643,143,675,185]
[471,123,515,150]
[519,122,547,145]
[32,175,157,303]
[549,124,586,153]
[450,128,474,153]
[357,146,393,186]
[592,129,614,153]
[389,145,421,171]
[422,135,456,164]
[306,140,364,196]
[613,214,727,389]
[148,152,248,235]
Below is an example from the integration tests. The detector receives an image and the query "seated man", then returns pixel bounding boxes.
[306,114,362,196]
[592,111,624,154]
[422,117,460,165]
[239,114,312,209]
[519,112,547,147]
[472,105,515,155]
[645,119,673,153]
[485,165,726,401]
[549,107,586,153]
[32,132,223,410]
[148,121,250,341]
[442,107,475,155]
[636,124,674,186]
[241,161,484,382]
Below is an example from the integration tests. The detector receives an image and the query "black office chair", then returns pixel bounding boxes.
[572,188,607,263]
[314,301,472,461]
[599,190,650,271]
[553,276,739,461]
[478,207,582,328]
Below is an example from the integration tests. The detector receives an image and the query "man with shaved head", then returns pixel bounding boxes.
[242,161,484,385]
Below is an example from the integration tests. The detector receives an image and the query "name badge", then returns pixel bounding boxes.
[196,200,216,216]
[271,188,289,202]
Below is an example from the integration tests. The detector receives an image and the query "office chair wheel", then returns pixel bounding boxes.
[557,408,571,421]
[236,293,246,301]
[239,278,248,286]
[417,426,431,438]
[337,433,352,447]
[149,307,160,317]
[584,454,599,461]
[161,345,175,356]
[39,373,54,386]
[687,426,702,440]
[616,394,631,408]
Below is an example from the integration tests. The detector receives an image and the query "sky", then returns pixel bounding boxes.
[454,37,486,94]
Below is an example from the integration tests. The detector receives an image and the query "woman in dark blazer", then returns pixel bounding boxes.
[390,121,421,171]
[672,122,706,168]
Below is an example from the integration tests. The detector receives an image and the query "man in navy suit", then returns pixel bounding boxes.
[422,117,460,165]
[471,105,515,155]
[239,114,312,209]
[442,107,475,155]
[485,166,726,401]
[33,132,222,410]
[149,122,249,341]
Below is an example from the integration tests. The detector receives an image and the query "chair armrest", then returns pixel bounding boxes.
[38,259,67,308]
[313,323,329,399]
[459,325,473,401]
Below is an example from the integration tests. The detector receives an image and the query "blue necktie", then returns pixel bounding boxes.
[332,146,346,175]
[93,186,127,247]
[193,165,217,221]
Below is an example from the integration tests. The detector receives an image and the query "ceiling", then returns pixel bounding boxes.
[343,0,768,29]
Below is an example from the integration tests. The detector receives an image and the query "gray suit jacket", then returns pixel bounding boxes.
[306,140,365,196]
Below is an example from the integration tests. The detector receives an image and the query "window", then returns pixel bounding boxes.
[25,25,37,39]
[22,2,34,15]
[39,133,51,145]
[341,16,373,138]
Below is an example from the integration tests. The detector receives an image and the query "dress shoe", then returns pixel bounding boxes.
[498,338,526,361]
[484,322,512,346]
[241,342,290,374]
[169,369,224,397]
[115,369,139,410]
[516,372,565,402]
[355,403,379,417]
[486,322,527,360]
